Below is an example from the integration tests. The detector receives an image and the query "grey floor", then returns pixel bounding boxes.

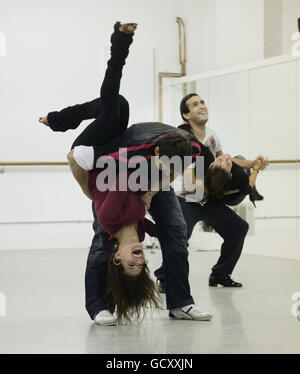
[0,248,299,354]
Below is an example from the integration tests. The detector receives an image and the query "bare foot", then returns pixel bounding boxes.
[39,116,49,126]
[119,23,137,34]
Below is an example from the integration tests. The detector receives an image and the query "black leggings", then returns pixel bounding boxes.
[47,22,132,148]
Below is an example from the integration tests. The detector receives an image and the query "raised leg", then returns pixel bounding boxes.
[71,22,134,148]
[44,98,103,132]
[44,94,129,138]
[40,22,133,147]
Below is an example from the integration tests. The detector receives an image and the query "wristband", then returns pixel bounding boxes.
[253,168,259,174]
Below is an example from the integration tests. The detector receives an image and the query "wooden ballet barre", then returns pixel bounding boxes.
[0,162,68,166]
[0,160,299,166]
[268,160,300,164]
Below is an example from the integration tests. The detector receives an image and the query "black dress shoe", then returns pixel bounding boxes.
[209,274,243,287]
[156,279,166,293]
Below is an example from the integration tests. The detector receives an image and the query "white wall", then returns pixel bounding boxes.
[185,0,300,73]
[282,0,300,55]
[264,0,282,58]
[0,0,190,163]
[264,0,300,58]
[186,0,264,74]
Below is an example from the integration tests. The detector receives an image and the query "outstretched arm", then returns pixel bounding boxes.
[246,156,269,188]
[248,158,266,188]
[67,150,92,200]
[231,155,269,170]
[231,157,253,169]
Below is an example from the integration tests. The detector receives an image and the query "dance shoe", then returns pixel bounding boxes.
[169,304,212,321]
[209,274,243,287]
[119,22,138,34]
[249,186,264,207]
[94,310,117,326]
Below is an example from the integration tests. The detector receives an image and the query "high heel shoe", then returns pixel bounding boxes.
[249,185,264,207]
[110,22,137,57]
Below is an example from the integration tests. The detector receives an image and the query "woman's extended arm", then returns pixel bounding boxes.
[67,150,93,200]
[232,155,269,170]
[248,157,269,188]
[231,157,253,169]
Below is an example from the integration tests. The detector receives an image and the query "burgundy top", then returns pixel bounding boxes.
[89,170,157,242]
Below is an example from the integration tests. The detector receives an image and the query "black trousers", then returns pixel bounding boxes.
[155,197,249,280]
[47,23,194,319]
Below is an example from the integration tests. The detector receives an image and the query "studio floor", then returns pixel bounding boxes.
[0,247,299,354]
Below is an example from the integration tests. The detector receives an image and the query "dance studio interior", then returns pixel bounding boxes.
[0,0,299,355]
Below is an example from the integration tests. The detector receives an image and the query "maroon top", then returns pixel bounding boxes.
[89,170,157,242]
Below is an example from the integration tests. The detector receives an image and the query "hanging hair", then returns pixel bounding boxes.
[106,241,162,324]
[204,167,231,202]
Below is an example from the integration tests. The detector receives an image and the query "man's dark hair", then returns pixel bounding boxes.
[204,167,231,201]
[157,132,193,173]
[180,93,198,121]
[158,132,192,158]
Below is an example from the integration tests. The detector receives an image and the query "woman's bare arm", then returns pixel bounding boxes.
[67,150,93,200]
[231,157,253,169]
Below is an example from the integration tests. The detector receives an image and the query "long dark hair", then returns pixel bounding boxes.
[204,167,231,201]
[106,242,162,324]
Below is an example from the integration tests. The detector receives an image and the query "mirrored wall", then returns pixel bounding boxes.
[163,57,299,242]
